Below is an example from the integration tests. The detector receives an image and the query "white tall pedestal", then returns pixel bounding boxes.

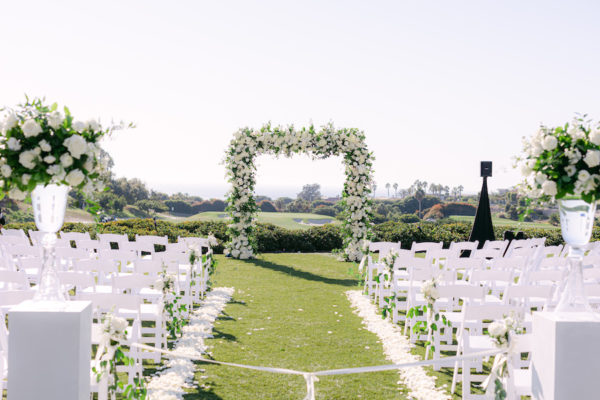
[8,300,92,400]
[532,312,600,400]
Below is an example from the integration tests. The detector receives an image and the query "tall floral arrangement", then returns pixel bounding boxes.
[518,115,600,203]
[0,97,122,200]
[224,123,374,261]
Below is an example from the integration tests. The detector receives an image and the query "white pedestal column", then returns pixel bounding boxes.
[532,312,600,400]
[8,300,92,400]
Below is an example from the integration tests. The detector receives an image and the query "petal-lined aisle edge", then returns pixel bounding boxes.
[148,287,235,400]
[346,290,449,400]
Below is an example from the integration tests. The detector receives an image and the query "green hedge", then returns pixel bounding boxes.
[5,219,573,254]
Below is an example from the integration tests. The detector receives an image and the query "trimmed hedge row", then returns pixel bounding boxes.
[5,219,573,254]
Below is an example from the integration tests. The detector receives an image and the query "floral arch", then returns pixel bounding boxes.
[224,123,374,261]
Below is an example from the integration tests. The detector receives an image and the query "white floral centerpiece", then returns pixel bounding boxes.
[224,123,374,261]
[518,115,599,311]
[0,97,119,200]
[518,115,600,202]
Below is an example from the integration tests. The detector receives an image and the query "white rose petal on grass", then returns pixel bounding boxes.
[18,151,37,169]
[7,137,21,151]
[0,165,11,177]
[63,135,87,159]
[47,111,63,129]
[542,180,557,196]
[584,150,600,168]
[8,187,26,201]
[60,153,73,167]
[65,169,85,187]
[542,135,558,151]
[21,119,42,137]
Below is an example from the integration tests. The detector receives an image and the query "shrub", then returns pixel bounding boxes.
[134,199,168,213]
[4,218,571,255]
[258,200,278,212]
[396,213,420,223]
[313,205,337,217]
[191,199,227,213]
[165,200,194,214]
[423,202,476,219]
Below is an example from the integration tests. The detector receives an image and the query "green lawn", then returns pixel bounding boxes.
[186,212,339,230]
[449,215,557,229]
[185,254,410,399]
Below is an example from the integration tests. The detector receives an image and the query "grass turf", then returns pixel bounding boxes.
[186,212,339,230]
[184,253,409,399]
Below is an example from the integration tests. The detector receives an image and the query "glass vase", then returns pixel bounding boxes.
[556,198,595,312]
[32,184,69,302]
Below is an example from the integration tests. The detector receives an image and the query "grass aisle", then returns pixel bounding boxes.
[184,253,407,399]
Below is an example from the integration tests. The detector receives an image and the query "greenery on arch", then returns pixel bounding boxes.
[223,123,374,261]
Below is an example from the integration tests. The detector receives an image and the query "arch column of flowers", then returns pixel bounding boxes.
[224,123,374,261]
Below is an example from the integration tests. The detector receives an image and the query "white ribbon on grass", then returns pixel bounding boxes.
[132,342,502,400]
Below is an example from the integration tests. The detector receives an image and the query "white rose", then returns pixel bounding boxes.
[83,157,94,172]
[21,174,31,185]
[542,180,557,196]
[7,137,21,151]
[231,249,240,258]
[60,153,73,167]
[488,321,508,338]
[19,151,37,169]
[86,119,100,131]
[578,170,591,182]
[65,169,85,187]
[2,113,18,133]
[584,150,600,168]
[534,172,548,185]
[565,165,577,177]
[39,139,51,152]
[0,165,11,177]
[153,279,164,292]
[71,120,86,132]
[43,155,56,164]
[531,145,543,157]
[111,316,128,334]
[46,164,62,176]
[520,164,532,177]
[63,135,87,159]
[8,187,26,201]
[47,111,63,129]
[542,135,558,151]
[590,130,600,146]
[21,119,42,137]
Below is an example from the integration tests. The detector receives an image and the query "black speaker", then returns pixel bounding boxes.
[480,161,492,177]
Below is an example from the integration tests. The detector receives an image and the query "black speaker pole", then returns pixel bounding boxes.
[469,163,495,248]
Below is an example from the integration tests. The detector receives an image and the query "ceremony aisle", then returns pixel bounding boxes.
[184,253,408,399]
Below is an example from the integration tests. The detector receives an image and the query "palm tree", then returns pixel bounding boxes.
[457,185,464,200]
[415,188,425,216]
[393,183,398,198]
[385,183,391,198]
[372,182,377,198]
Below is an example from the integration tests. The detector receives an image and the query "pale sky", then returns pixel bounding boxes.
[2,1,600,199]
